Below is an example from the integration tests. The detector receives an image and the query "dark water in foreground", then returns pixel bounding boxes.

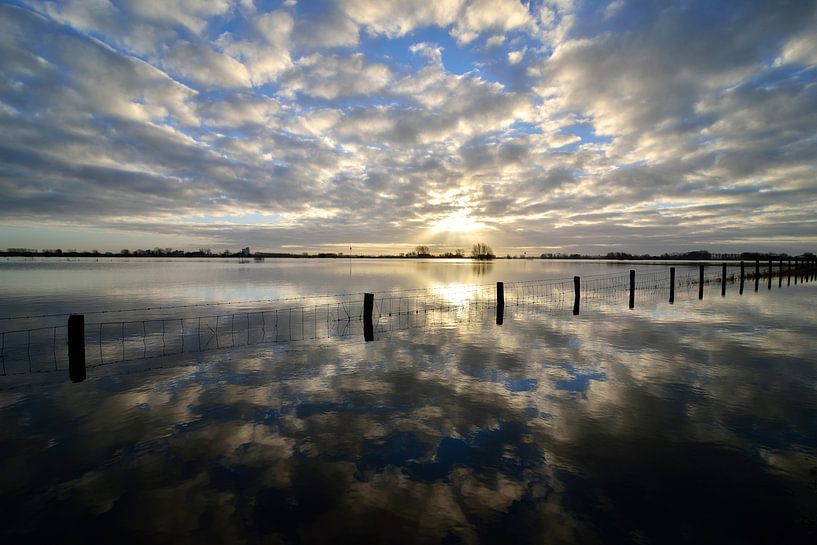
[1,280,816,543]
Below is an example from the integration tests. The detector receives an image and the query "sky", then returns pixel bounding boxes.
[1,0,816,255]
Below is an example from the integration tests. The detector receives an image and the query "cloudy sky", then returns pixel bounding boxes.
[1,0,816,255]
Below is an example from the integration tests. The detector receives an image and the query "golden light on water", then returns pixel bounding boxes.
[431,283,484,307]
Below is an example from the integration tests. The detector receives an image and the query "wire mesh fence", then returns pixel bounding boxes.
[2,261,815,378]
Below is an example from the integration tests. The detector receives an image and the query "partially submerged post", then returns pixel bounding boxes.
[68,314,86,383]
[788,259,791,286]
[669,267,675,304]
[496,282,504,325]
[573,276,580,315]
[363,293,374,342]
[739,261,745,294]
[794,258,798,285]
[629,270,635,309]
[721,263,727,297]
[754,260,760,292]
[779,258,783,288]
[768,259,773,290]
[698,264,704,300]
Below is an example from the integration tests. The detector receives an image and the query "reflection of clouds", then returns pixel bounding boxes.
[1,286,816,541]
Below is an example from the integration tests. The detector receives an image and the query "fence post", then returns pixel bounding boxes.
[496,282,504,325]
[698,264,704,300]
[68,314,86,383]
[669,267,675,304]
[779,258,783,288]
[573,276,580,315]
[794,258,798,285]
[721,263,727,297]
[739,261,745,294]
[767,259,773,290]
[788,259,791,286]
[754,260,760,292]
[363,293,374,342]
[629,270,635,309]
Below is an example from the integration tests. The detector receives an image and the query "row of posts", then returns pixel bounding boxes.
[64,258,816,382]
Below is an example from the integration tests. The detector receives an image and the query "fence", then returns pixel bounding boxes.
[1,259,815,381]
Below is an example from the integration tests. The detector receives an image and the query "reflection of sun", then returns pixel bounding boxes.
[432,283,478,306]
[431,209,486,234]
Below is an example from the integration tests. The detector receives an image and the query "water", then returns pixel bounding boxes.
[1,259,815,543]
[0,257,691,321]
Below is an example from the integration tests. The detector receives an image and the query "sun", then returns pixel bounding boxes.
[430,209,486,233]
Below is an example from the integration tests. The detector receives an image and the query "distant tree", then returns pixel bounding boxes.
[471,243,494,260]
[414,245,431,257]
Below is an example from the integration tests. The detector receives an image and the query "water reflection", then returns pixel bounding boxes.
[1,286,816,543]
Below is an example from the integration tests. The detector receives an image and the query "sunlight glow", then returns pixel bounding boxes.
[431,283,483,307]
[430,209,487,234]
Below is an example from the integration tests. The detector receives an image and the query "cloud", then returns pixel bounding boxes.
[164,41,252,88]
[281,53,392,100]
[218,9,294,85]
[451,0,535,44]
[339,0,464,38]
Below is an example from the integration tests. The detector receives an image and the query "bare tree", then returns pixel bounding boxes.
[471,242,494,260]
[414,245,431,257]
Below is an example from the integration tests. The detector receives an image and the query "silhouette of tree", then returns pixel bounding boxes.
[471,242,494,260]
[414,245,431,257]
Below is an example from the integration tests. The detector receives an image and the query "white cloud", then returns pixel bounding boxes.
[282,53,392,100]
[508,49,525,64]
[164,41,252,88]
[340,0,463,38]
[774,30,817,67]
[199,92,281,129]
[451,0,534,45]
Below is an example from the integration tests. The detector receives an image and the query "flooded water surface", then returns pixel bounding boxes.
[1,259,816,543]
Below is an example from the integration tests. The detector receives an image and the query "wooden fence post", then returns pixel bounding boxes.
[573,276,580,315]
[788,259,792,286]
[794,258,798,285]
[496,282,504,325]
[68,314,86,383]
[699,264,704,300]
[669,267,675,304]
[754,260,760,292]
[363,293,374,342]
[629,270,635,309]
[721,263,727,297]
[739,261,745,294]
[779,258,783,288]
[768,259,773,290]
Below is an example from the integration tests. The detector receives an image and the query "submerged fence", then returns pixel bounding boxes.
[2,259,815,381]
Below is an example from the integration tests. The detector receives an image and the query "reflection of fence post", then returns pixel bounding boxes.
[721,263,727,297]
[698,265,704,300]
[629,270,635,309]
[787,259,791,286]
[573,276,580,315]
[739,261,745,294]
[496,282,504,325]
[779,258,783,288]
[754,260,760,292]
[363,293,374,342]
[669,267,675,304]
[767,259,773,290]
[68,314,86,383]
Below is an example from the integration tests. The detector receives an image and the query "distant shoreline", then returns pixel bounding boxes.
[2,251,813,261]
